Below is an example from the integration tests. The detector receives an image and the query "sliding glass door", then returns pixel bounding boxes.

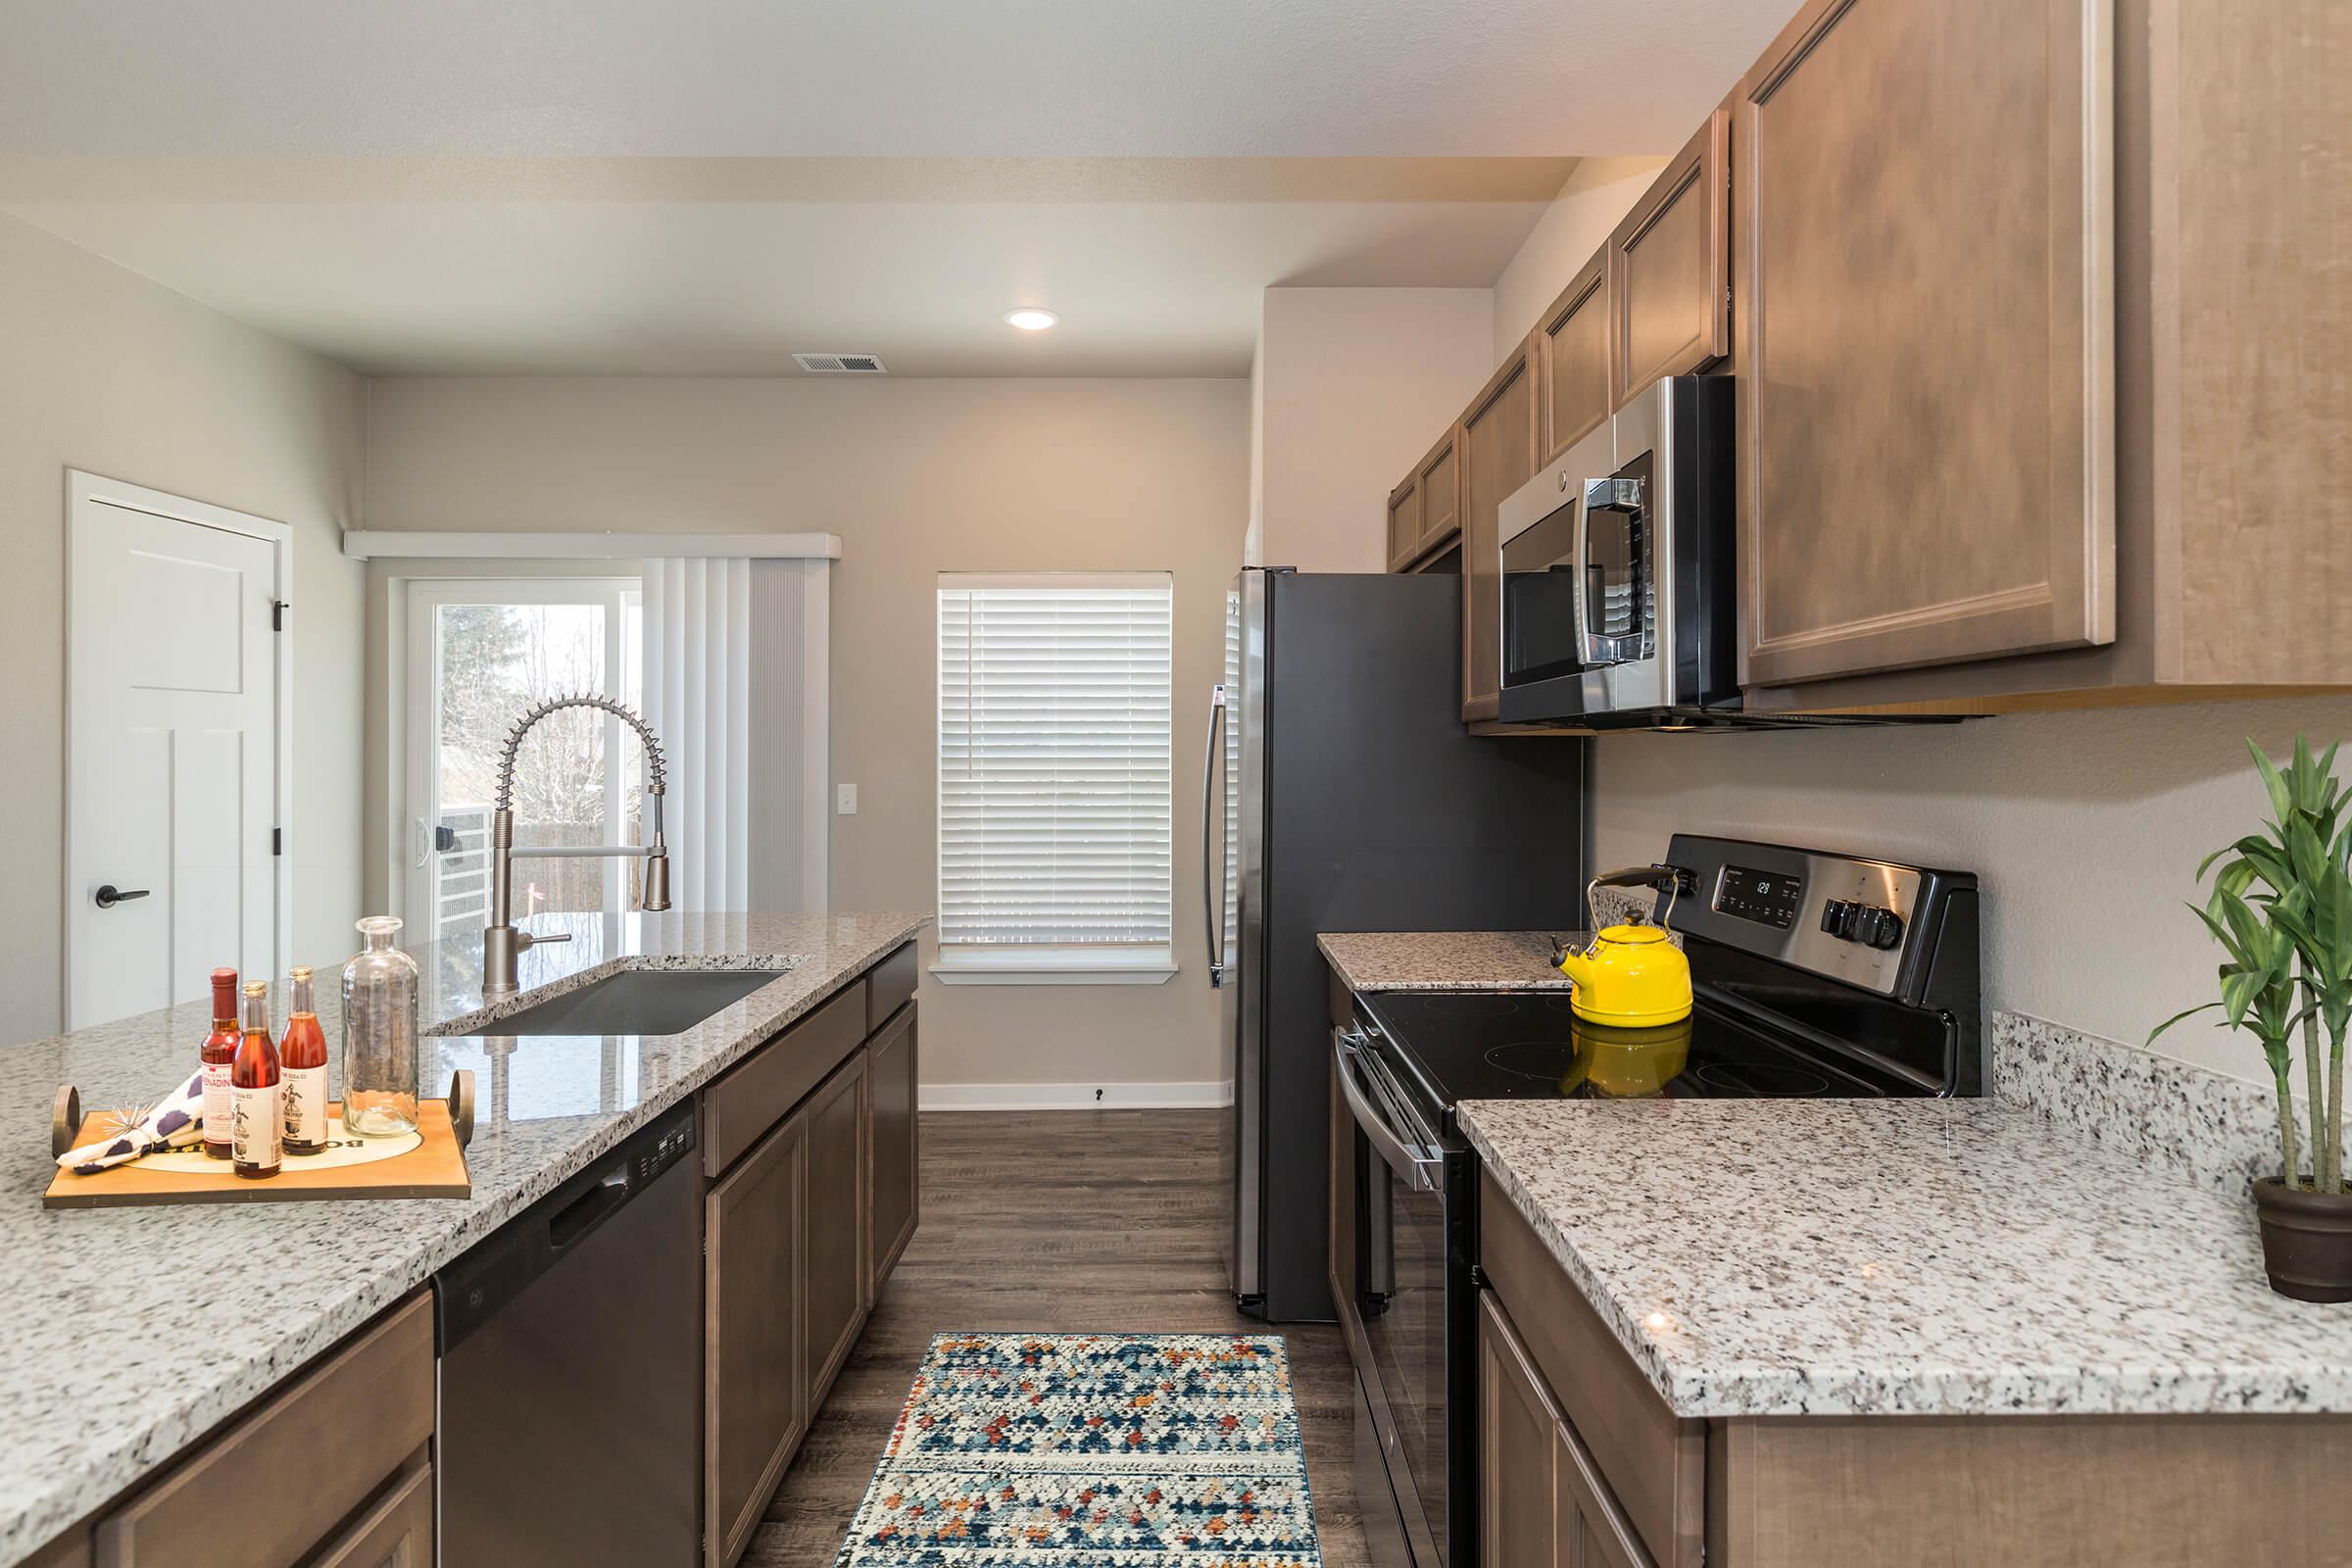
[404,579,644,946]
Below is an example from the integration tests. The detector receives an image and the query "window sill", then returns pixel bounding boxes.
[928,949,1179,987]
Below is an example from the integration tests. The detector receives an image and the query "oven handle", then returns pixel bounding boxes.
[1334,1028,1445,1194]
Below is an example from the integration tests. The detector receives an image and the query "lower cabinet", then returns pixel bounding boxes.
[704,1107,808,1568]
[700,948,921,1568]
[803,1052,871,1412]
[92,1292,434,1568]
[867,1002,920,1297]
[1480,1292,1653,1568]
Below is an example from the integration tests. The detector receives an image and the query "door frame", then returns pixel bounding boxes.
[64,469,293,1027]
[397,575,642,937]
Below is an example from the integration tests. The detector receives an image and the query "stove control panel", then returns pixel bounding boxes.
[1662,834,1973,1004]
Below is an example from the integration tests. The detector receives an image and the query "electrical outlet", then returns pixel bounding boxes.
[836,783,858,815]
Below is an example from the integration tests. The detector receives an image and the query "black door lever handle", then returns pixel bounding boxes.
[94,884,151,908]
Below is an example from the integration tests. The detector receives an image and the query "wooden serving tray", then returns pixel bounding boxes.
[44,1071,474,1209]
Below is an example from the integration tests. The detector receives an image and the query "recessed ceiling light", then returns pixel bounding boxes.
[1004,308,1059,331]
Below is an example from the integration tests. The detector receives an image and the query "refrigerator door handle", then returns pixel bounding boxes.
[1200,683,1229,988]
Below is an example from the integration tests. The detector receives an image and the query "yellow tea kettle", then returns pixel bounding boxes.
[1553,867,1693,1027]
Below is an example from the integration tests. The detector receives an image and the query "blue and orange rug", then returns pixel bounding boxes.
[835,1332,1325,1567]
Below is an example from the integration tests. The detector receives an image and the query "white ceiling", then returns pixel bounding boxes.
[0,1,1793,376]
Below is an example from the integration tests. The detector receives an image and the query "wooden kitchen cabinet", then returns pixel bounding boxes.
[1733,0,2112,691]
[94,1293,434,1568]
[1739,0,2352,713]
[1386,467,1423,571]
[1610,109,1731,407]
[867,1001,920,1298]
[1478,1293,1568,1568]
[705,1106,808,1568]
[309,1460,432,1568]
[1388,428,1463,574]
[804,1050,871,1413]
[1480,1293,1655,1568]
[1538,251,1612,467]
[1457,334,1540,721]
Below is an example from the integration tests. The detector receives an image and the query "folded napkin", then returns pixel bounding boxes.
[57,1069,208,1173]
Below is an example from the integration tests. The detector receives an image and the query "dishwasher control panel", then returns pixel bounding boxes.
[634,1114,696,1188]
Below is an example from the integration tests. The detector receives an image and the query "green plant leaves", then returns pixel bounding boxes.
[2180,736,2352,1190]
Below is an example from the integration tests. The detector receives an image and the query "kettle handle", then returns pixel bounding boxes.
[1585,864,1687,932]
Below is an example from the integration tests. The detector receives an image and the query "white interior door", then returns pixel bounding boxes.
[67,475,286,1030]
[403,579,642,947]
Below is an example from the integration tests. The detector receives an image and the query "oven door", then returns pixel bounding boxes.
[1335,1025,1455,1567]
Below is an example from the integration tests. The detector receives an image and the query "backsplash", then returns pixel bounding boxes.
[1989,1013,2344,1198]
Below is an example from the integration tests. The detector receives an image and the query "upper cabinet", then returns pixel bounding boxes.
[1734,0,2112,690]
[1458,335,1540,722]
[1386,468,1423,572]
[1388,427,1463,573]
[1538,251,1612,467]
[1610,109,1733,406]
[1391,0,2349,716]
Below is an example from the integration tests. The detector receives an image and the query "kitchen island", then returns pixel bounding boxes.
[0,908,928,1566]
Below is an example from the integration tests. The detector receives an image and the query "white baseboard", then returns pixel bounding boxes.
[920,1081,1234,1111]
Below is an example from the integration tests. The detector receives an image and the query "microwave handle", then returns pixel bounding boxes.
[1333,1028,1444,1194]
[1571,476,1595,669]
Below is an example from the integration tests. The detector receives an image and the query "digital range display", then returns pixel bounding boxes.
[1714,865,1802,929]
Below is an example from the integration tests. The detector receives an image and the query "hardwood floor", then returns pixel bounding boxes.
[746,1107,1375,1566]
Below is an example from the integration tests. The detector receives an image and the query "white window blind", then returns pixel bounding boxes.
[937,572,1174,976]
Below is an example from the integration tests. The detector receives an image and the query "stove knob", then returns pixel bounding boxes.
[1859,906,1904,950]
[1819,900,1856,939]
[1849,906,1884,946]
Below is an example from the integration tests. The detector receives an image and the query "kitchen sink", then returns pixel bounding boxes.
[455,968,793,1037]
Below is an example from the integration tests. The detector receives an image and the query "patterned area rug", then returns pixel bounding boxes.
[835,1332,1325,1567]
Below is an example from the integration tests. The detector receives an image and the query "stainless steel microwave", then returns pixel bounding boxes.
[1494,374,1740,727]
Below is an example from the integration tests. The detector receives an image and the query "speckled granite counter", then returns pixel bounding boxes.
[1317,930,1574,993]
[1459,1097,2352,1420]
[0,909,928,1564]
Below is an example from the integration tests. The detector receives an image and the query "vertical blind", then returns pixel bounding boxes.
[938,573,1174,951]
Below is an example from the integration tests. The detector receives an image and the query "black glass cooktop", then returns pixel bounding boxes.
[1361,976,1939,1130]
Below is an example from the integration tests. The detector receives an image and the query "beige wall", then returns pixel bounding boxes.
[1490,157,1670,360]
[1593,698,2352,1083]
[363,375,1248,1090]
[0,212,367,1045]
[1253,287,1495,572]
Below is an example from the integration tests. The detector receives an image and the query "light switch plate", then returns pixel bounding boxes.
[836,783,858,815]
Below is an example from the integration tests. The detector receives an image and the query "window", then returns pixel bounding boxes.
[404,579,643,947]
[935,572,1175,983]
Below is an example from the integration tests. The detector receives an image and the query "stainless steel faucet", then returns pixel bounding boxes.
[481,694,671,997]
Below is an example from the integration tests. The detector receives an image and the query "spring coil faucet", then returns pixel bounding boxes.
[481,694,670,997]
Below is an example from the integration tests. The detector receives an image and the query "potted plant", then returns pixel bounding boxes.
[2157,737,2352,1300]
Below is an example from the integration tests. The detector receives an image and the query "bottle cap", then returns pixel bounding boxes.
[243,980,268,997]
[288,965,313,982]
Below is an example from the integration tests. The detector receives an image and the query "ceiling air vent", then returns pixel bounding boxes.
[792,352,887,374]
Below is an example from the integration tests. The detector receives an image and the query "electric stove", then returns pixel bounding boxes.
[1334,834,1981,1568]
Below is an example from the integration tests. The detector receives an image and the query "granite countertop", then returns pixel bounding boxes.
[1317,931,1575,993]
[0,908,928,1564]
[1459,1097,2352,1420]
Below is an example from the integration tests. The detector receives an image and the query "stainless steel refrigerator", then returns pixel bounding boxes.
[1207,568,1588,1322]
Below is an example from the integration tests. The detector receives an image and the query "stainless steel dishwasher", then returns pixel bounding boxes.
[436,1100,701,1566]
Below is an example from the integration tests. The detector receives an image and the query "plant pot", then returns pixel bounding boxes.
[2251,1177,2352,1302]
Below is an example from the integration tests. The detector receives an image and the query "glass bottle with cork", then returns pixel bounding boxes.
[279,965,330,1155]
[199,967,239,1160]
[231,980,283,1180]
[341,915,420,1138]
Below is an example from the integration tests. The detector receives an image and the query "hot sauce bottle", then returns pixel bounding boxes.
[231,980,283,1180]
[200,968,240,1160]
[279,966,329,1155]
